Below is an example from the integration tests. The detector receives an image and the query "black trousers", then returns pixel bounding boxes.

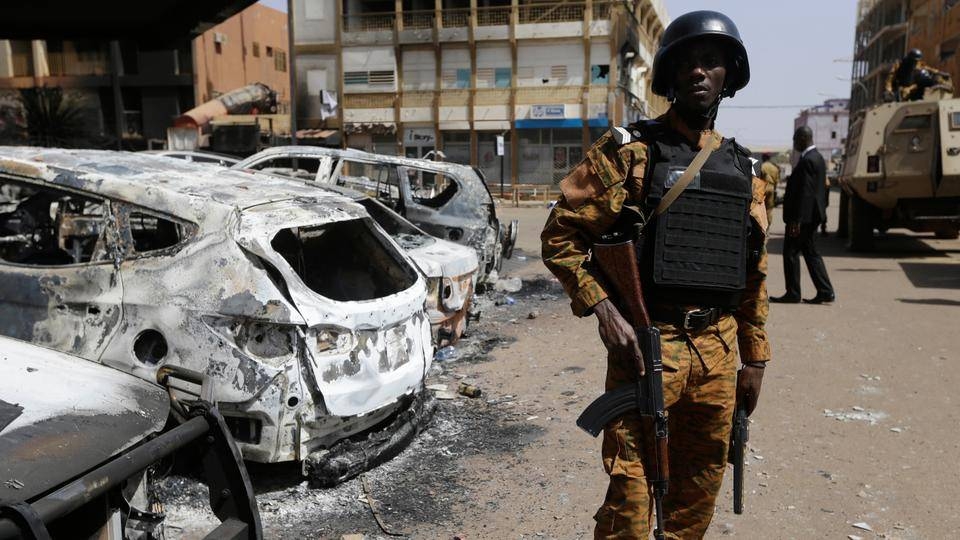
[783,223,834,298]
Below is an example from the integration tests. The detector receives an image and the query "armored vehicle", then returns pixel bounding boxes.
[840,86,960,250]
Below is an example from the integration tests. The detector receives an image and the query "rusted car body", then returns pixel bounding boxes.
[0,336,261,539]
[233,166,478,346]
[233,146,518,289]
[0,148,433,469]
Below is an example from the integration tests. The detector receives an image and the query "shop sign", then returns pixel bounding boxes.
[530,104,565,119]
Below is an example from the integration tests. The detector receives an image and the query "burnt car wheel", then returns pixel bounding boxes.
[502,219,519,260]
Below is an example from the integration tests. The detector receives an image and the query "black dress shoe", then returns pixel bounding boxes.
[770,294,801,304]
[803,294,836,304]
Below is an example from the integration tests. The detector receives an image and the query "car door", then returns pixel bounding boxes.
[0,178,124,360]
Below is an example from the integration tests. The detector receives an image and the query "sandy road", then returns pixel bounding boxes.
[454,193,960,539]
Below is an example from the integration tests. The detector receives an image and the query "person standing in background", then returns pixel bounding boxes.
[760,153,779,228]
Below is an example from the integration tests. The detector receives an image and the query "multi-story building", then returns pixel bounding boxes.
[794,98,849,174]
[194,3,291,111]
[850,0,960,117]
[292,0,668,185]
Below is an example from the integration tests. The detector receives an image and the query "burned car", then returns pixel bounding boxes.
[232,167,479,346]
[144,150,241,167]
[233,146,518,288]
[0,336,261,539]
[0,148,434,482]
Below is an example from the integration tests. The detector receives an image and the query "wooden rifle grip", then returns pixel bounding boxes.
[592,240,653,328]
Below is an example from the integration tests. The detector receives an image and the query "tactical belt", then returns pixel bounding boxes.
[649,306,727,333]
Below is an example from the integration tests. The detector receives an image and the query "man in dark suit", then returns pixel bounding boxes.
[771,126,836,304]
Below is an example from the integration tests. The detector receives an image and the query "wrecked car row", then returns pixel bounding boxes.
[0,143,517,531]
[0,148,434,478]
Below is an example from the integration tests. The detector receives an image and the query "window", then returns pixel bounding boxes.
[275,50,287,72]
[344,71,369,85]
[215,42,223,55]
[266,46,274,57]
[126,211,185,253]
[249,156,323,181]
[0,179,111,266]
[896,114,932,131]
[550,65,567,80]
[591,64,610,85]
[831,131,837,139]
[339,160,402,207]
[252,42,260,57]
[833,114,838,122]
[495,67,511,88]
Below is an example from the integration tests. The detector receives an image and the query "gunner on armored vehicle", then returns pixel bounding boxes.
[884,49,952,102]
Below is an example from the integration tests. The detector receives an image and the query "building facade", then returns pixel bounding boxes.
[193,3,291,112]
[0,39,194,146]
[794,98,849,174]
[292,0,669,185]
[851,0,960,117]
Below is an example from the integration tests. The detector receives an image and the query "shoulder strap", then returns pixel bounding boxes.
[653,132,722,216]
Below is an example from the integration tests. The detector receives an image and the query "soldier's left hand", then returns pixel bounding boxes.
[737,365,764,416]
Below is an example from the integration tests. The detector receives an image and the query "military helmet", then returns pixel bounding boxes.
[652,10,750,98]
[906,48,923,60]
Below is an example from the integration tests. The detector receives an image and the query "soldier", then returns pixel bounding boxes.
[540,10,770,539]
[884,49,951,102]
[760,153,780,228]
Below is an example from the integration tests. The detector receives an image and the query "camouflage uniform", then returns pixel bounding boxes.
[760,160,780,227]
[541,108,771,539]
[884,59,951,102]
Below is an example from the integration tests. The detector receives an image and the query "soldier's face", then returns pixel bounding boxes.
[672,39,728,112]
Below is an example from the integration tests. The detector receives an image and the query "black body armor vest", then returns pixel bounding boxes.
[631,121,754,309]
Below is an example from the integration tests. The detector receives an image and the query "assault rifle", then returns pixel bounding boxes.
[576,225,669,540]
[729,401,749,514]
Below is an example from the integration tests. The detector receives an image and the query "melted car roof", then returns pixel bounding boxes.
[0,147,365,222]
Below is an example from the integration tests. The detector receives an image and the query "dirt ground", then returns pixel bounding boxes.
[163,191,960,539]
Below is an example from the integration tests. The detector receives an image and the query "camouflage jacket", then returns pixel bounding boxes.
[540,108,771,363]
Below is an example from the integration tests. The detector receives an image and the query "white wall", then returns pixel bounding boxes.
[517,41,583,86]
[440,47,471,89]
[294,0,337,45]
[342,46,397,93]
[402,50,435,91]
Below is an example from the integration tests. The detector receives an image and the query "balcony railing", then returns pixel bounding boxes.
[592,1,612,20]
[476,5,510,26]
[402,10,434,29]
[344,1,612,33]
[343,12,395,32]
[475,89,512,105]
[442,8,470,28]
[519,2,585,24]
[515,86,583,104]
[343,93,396,108]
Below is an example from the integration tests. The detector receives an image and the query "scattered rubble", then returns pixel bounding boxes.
[823,408,888,425]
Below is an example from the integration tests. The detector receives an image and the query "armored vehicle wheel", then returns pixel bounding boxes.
[836,190,849,238]
[846,194,875,252]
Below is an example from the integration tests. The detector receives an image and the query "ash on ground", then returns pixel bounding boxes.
[158,276,563,539]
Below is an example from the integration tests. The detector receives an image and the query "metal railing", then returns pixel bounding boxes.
[343,93,396,108]
[402,91,435,107]
[519,1,585,24]
[476,5,511,26]
[592,1,612,20]
[439,89,471,106]
[402,10,434,29]
[344,2,614,32]
[442,8,470,28]
[342,12,395,32]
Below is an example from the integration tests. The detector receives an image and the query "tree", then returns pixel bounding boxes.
[19,86,93,148]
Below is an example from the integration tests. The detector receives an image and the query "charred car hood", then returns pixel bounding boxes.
[0,337,169,502]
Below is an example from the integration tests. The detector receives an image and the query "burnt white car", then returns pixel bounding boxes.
[0,336,262,539]
[232,166,479,346]
[0,148,433,477]
[233,146,518,289]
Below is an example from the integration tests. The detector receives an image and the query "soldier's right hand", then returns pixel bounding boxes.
[593,299,644,375]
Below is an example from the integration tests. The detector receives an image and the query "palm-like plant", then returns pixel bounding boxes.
[19,86,92,148]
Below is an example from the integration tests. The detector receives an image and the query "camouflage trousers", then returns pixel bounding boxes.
[764,187,776,230]
[594,314,739,540]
